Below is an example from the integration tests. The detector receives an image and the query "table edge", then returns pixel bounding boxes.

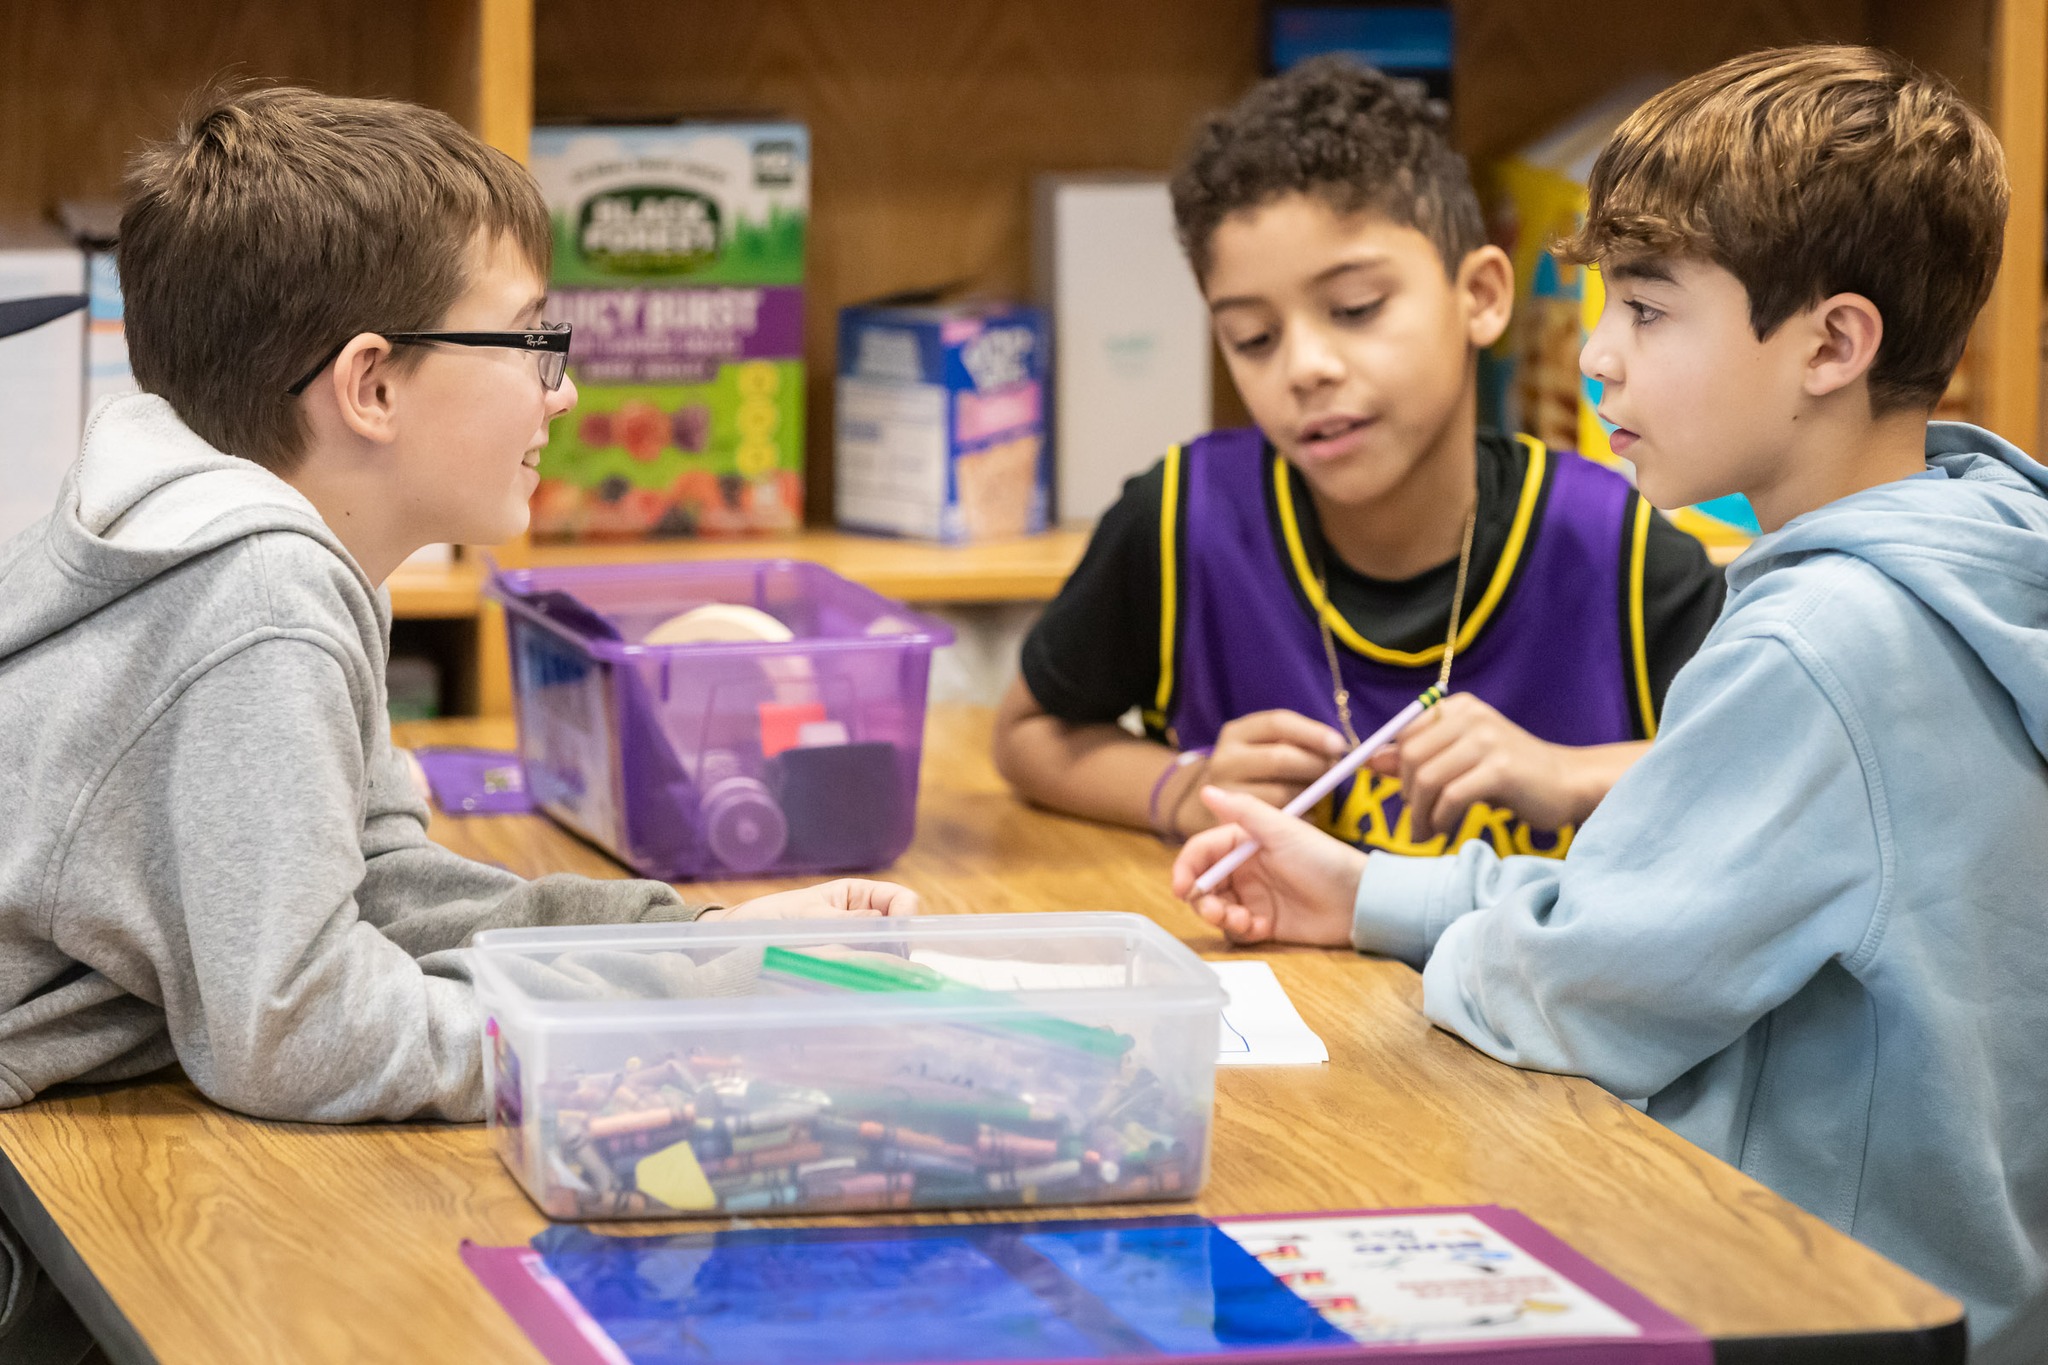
[1712,1322,1966,1364]
[0,1103,1970,1362]
[0,1143,157,1365]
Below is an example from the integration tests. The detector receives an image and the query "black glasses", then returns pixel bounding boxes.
[285,322,573,396]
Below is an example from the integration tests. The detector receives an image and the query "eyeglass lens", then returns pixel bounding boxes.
[537,349,567,391]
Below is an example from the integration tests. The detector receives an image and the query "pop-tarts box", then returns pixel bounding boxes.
[835,300,1050,543]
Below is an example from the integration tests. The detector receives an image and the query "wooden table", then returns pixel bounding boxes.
[0,709,1962,1363]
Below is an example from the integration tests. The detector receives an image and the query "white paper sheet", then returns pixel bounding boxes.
[1210,959,1329,1066]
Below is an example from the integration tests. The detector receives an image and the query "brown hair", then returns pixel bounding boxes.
[1559,45,2007,413]
[1170,56,1484,282]
[119,84,552,472]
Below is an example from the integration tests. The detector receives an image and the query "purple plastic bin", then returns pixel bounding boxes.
[485,560,954,882]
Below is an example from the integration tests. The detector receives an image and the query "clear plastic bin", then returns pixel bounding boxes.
[486,561,954,881]
[472,913,1225,1220]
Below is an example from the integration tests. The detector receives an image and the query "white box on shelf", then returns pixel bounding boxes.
[56,203,136,417]
[0,224,85,543]
[1033,176,1212,525]
[84,251,136,412]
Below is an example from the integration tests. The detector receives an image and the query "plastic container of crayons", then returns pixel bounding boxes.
[472,912,1226,1220]
[486,560,952,881]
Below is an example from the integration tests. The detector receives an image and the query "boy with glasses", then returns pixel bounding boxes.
[0,84,916,1134]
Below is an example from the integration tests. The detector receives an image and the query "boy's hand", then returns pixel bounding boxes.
[703,879,921,922]
[1367,693,1596,840]
[1179,709,1349,834]
[1172,786,1366,946]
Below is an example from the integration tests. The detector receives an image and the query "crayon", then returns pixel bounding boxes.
[596,1125,693,1161]
[722,1183,807,1212]
[871,1146,980,1177]
[730,1125,801,1155]
[625,1058,689,1090]
[710,1168,804,1196]
[700,1100,821,1135]
[796,1158,864,1192]
[588,1105,692,1140]
[819,1117,973,1160]
[983,1159,1083,1193]
[702,1140,825,1178]
[821,1172,916,1199]
[976,1127,1059,1163]
[573,1140,618,1194]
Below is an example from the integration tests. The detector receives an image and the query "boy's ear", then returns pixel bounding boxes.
[1457,245,1513,350]
[325,334,402,445]
[1801,293,1884,401]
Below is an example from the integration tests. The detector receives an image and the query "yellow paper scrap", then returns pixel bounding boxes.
[635,1139,717,1212]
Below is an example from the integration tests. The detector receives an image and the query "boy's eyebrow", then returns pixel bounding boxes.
[512,294,548,324]
[1606,259,1676,286]
[1207,256,1392,313]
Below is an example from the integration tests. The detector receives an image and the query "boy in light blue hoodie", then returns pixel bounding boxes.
[1174,45,2046,1354]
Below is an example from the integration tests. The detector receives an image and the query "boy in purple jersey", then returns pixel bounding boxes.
[994,59,1722,859]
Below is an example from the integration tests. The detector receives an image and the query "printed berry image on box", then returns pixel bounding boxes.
[532,124,808,540]
[534,288,805,539]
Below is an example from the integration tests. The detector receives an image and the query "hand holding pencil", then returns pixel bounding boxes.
[1171,786,1371,945]
[1172,687,1445,946]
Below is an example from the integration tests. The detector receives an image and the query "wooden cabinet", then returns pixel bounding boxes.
[11,0,2042,714]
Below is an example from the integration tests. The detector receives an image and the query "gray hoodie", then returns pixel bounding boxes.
[0,394,709,1125]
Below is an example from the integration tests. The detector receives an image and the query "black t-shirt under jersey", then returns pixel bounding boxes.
[1022,432,1727,733]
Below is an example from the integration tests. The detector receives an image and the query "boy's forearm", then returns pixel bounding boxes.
[993,686,1184,832]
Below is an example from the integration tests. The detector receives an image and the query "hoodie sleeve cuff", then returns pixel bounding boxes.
[1353,851,1463,966]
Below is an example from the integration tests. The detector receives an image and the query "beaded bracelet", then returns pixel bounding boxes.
[1147,746,1213,842]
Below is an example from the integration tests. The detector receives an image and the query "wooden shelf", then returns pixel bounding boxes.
[388,528,1090,621]
[18,0,2040,713]
[385,557,489,619]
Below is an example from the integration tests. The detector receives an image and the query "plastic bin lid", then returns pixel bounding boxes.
[484,557,956,661]
[469,911,1226,1028]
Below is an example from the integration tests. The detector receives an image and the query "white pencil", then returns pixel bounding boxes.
[1190,685,1447,897]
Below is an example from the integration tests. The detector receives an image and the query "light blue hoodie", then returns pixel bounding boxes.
[1353,423,2048,1354]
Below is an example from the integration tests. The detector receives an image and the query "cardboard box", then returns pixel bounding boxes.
[532,123,808,289]
[1033,175,1210,524]
[530,124,808,539]
[835,300,1050,544]
[532,287,804,539]
[0,224,85,543]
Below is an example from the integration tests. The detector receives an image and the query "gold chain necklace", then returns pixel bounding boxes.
[1315,503,1477,747]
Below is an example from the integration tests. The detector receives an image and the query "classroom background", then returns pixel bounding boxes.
[0,4,2037,1361]
[0,0,2041,717]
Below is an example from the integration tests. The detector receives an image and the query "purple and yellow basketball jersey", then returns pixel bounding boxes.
[1148,428,1657,860]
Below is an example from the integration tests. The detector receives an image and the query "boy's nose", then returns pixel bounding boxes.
[548,373,580,417]
[1580,319,1622,386]
[1282,324,1346,392]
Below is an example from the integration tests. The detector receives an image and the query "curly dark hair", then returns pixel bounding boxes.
[1170,56,1484,281]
